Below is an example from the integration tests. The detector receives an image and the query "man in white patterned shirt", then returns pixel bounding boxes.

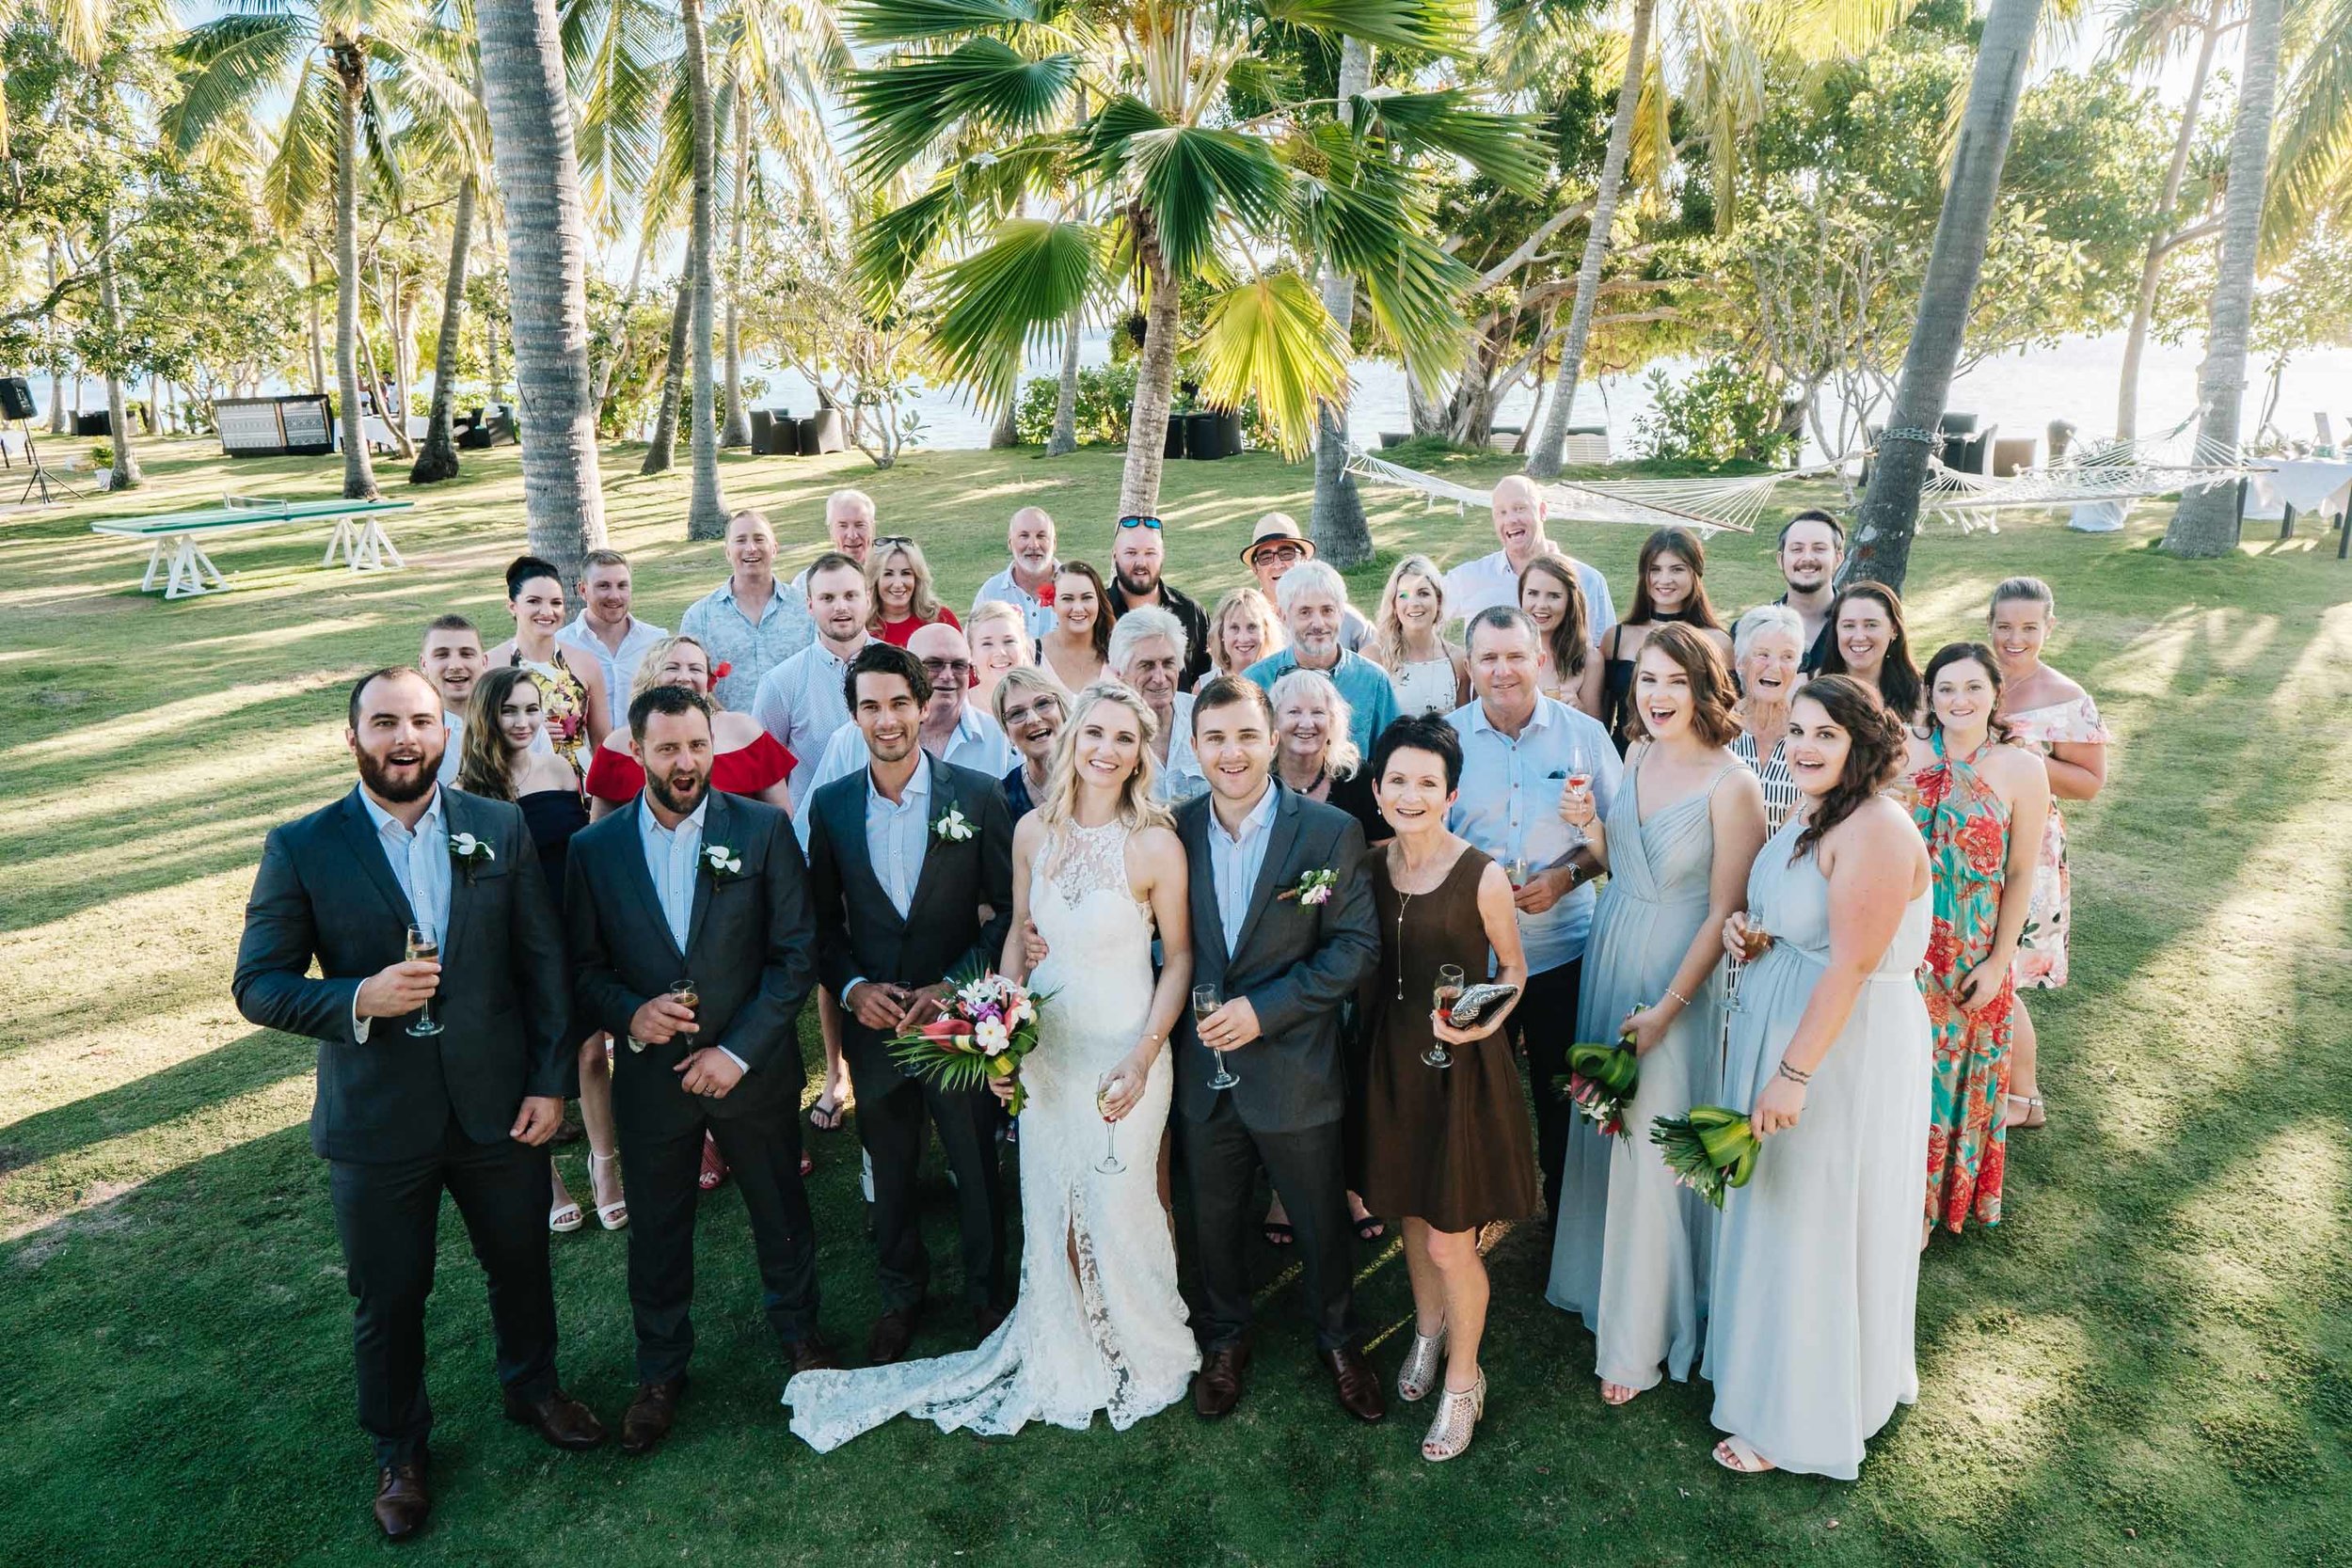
[556,549,669,731]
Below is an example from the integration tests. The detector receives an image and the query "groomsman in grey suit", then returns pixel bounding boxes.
[233,668,602,1545]
[564,683,832,1456]
[1176,675,1386,1422]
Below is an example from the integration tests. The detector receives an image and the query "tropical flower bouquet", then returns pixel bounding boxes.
[1564,1021,1643,1138]
[1648,1105,1762,1209]
[887,967,1051,1116]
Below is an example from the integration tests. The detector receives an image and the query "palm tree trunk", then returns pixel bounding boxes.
[306,250,328,395]
[96,206,141,490]
[643,275,691,472]
[2164,0,2283,558]
[475,0,611,581]
[682,0,728,539]
[1119,231,1183,517]
[721,80,752,449]
[372,261,417,458]
[1526,0,1654,481]
[45,238,68,432]
[1844,0,2042,592]
[990,351,1021,447]
[2118,14,2219,440]
[1310,37,1374,567]
[411,170,475,484]
[1046,304,1083,455]
[330,44,380,499]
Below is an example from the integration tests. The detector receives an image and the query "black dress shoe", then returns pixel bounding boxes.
[619,1377,686,1456]
[373,1463,430,1542]
[503,1386,609,1450]
[867,1305,921,1366]
[788,1336,841,1375]
[1323,1345,1387,1423]
[1192,1342,1251,1419]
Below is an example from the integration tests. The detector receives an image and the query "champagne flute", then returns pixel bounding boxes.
[405,924,443,1037]
[1564,769,1595,845]
[1506,856,1531,890]
[1094,1077,1126,1175]
[1196,985,1239,1090]
[1424,963,1465,1069]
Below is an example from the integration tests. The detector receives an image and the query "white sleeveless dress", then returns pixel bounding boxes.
[784,819,1198,1449]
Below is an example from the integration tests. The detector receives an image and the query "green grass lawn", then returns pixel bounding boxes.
[3,437,2348,1566]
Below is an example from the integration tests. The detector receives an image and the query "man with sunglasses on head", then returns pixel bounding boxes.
[1241,514,1373,652]
[797,622,1017,813]
[1107,512,1214,691]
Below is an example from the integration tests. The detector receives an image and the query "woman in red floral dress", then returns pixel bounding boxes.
[1903,644,2048,1241]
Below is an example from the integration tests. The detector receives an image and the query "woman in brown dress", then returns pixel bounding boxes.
[1360,715,1532,1464]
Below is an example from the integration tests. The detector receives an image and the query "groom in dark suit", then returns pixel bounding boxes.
[1176,676,1385,1421]
[803,642,1015,1365]
[564,683,831,1456]
[233,668,602,1544]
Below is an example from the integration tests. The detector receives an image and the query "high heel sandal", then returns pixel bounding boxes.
[588,1151,628,1231]
[1421,1373,1486,1463]
[548,1184,584,1236]
[1396,1325,1447,1403]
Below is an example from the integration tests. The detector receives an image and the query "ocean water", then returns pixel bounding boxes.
[32,330,2348,465]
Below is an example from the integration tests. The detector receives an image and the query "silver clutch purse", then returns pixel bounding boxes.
[1444,982,1519,1032]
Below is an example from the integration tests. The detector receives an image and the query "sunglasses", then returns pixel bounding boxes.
[872,533,914,549]
[1251,543,1305,565]
[919,657,974,675]
[1117,515,1163,531]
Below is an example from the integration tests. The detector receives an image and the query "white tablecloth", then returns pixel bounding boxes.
[2250,459,2352,518]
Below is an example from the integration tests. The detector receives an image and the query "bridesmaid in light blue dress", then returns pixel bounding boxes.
[1546,629,1766,1406]
[1704,676,1931,1480]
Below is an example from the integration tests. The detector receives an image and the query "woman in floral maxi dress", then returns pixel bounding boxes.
[1905,645,2049,1240]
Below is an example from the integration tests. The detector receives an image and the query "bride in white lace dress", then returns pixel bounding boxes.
[786,682,1200,1450]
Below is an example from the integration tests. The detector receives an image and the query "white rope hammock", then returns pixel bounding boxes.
[1346,446,1851,536]
[1921,407,2265,525]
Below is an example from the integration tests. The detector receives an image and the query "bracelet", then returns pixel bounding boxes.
[1662,986,1693,1009]
[1775,1060,1812,1086]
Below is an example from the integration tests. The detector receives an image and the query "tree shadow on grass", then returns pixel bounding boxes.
[0,1028,310,1180]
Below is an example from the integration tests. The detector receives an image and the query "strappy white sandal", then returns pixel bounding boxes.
[589,1150,628,1230]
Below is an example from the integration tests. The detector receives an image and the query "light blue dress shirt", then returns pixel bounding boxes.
[865,755,933,918]
[750,636,868,801]
[638,794,708,951]
[1445,695,1624,974]
[798,705,1017,847]
[1241,646,1401,760]
[678,578,815,711]
[1206,781,1279,956]
[353,786,451,1041]
[971,562,1060,641]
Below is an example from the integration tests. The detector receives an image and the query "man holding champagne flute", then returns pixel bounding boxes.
[233,668,601,1544]
[563,682,833,1456]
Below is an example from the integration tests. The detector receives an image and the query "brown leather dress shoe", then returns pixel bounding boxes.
[619,1377,686,1456]
[503,1386,609,1450]
[867,1305,921,1366]
[373,1463,430,1543]
[788,1336,841,1375]
[1323,1345,1387,1423]
[1192,1342,1251,1419]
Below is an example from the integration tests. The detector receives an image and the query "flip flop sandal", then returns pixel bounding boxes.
[808,1093,848,1132]
[1262,1220,1295,1246]
[1354,1214,1387,1243]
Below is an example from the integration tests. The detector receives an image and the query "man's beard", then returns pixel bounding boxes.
[646,768,707,816]
[1115,567,1158,599]
[357,742,442,804]
[1785,564,1827,591]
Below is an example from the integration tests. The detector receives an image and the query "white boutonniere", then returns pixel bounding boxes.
[932,806,976,842]
[701,843,745,881]
[1279,867,1339,906]
[449,832,497,882]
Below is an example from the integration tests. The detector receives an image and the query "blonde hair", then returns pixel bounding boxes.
[990,663,1065,728]
[1036,680,1172,832]
[968,598,1030,652]
[1266,666,1360,781]
[1370,552,1448,670]
[1209,585,1286,675]
[631,634,719,705]
[866,538,943,627]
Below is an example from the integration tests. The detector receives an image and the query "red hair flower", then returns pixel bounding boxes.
[711,660,733,681]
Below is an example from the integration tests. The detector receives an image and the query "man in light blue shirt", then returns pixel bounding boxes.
[1243,560,1397,758]
[678,510,813,710]
[557,549,669,731]
[752,552,872,801]
[351,775,450,1042]
[1446,605,1621,1223]
[796,626,1018,844]
[968,505,1059,640]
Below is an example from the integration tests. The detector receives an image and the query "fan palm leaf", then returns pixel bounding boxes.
[1190,270,1350,457]
[923,216,1104,407]
[848,38,1080,182]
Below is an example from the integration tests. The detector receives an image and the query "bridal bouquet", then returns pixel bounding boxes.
[1564,1020,1643,1138]
[1648,1106,1762,1209]
[887,968,1051,1117]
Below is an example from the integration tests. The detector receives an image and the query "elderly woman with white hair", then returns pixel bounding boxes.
[1243,560,1400,757]
[1727,604,1805,830]
[1110,604,1206,802]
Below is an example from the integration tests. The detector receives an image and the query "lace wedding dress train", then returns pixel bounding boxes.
[784,819,1198,1451]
